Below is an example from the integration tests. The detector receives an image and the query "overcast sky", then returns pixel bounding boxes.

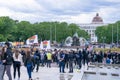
[0,0,120,24]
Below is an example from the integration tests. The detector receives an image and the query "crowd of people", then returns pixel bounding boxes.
[0,42,120,80]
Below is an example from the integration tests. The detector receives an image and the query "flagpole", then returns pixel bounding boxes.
[55,23,56,42]
[50,25,52,42]
[117,23,118,47]
[112,24,113,44]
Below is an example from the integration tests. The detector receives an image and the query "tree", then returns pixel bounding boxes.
[0,16,90,43]
[96,21,120,43]
[0,16,15,41]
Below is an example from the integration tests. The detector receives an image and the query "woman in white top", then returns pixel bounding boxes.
[13,49,23,80]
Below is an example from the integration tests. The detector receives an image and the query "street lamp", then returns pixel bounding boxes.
[19,38,21,48]
[117,23,119,47]
[50,25,52,43]
[112,24,113,44]
[102,36,106,48]
[55,23,56,42]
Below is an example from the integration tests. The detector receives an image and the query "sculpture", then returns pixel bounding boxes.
[65,32,88,46]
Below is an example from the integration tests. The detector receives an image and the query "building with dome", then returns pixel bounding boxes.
[92,13,103,24]
[78,13,108,43]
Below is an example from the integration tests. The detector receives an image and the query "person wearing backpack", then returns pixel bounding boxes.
[3,42,13,80]
[33,49,40,72]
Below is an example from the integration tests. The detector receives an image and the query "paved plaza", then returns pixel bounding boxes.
[3,63,120,80]
[82,63,120,80]
[4,63,85,80]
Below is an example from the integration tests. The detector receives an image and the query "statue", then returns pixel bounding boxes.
[64,36,73,46]
[71,32,80,46]
[64,32,88,46]
[79,37,86,46]
[72,36,80,46]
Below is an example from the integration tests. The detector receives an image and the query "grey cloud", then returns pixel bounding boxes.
[0,0,120,23]
[0,4,39,14]
[35,0,117,16]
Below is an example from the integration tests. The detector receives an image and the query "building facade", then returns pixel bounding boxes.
[78,13,108,43]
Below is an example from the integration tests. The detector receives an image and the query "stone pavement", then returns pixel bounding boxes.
[81,63,120,80]
[4,63,120,80]
[4,63,86,80]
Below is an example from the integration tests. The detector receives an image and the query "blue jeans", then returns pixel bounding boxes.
[0,64,4,80]
[47,60,51,68]
[59,61,65,73]
[26,64,32,78]
[41,60,44,66]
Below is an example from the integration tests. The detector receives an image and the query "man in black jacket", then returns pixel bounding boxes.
[3,42,13,80]
[33,49,40,72]
[59,51,66,73]
[76,50,82,69]
[82,48,89,66]
[68,50,74,73]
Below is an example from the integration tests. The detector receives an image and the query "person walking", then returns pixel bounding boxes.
[0,47,6,80]
[46,51,52,68]
[75,50,83,70]
[3,42,13,80]
[68,51,74,73]
[13,49,23,80]
[82,48,89,66]
[33,49,40,72]
[40,51,45,67]
[24,50,34,80]
[59,51,66,73]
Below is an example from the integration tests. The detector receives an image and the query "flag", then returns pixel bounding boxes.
[26,35,38,45]
[40,40,51,49]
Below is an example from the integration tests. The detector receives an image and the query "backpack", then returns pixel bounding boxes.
[88,53,91,58]
[5,48,13,65]
[76,54,80,58]
[34,54,39,60]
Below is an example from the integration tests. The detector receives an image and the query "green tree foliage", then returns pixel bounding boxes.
[95,21,120,43]
[0,16,15,41]
[15,21,33,41]
[0,17,89,43]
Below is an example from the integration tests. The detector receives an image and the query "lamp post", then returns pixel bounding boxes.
[19,38,21,48]
[102,36,106,48]
[117,23,119,47]
[112,24,113,44]
[50,25,52,43]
